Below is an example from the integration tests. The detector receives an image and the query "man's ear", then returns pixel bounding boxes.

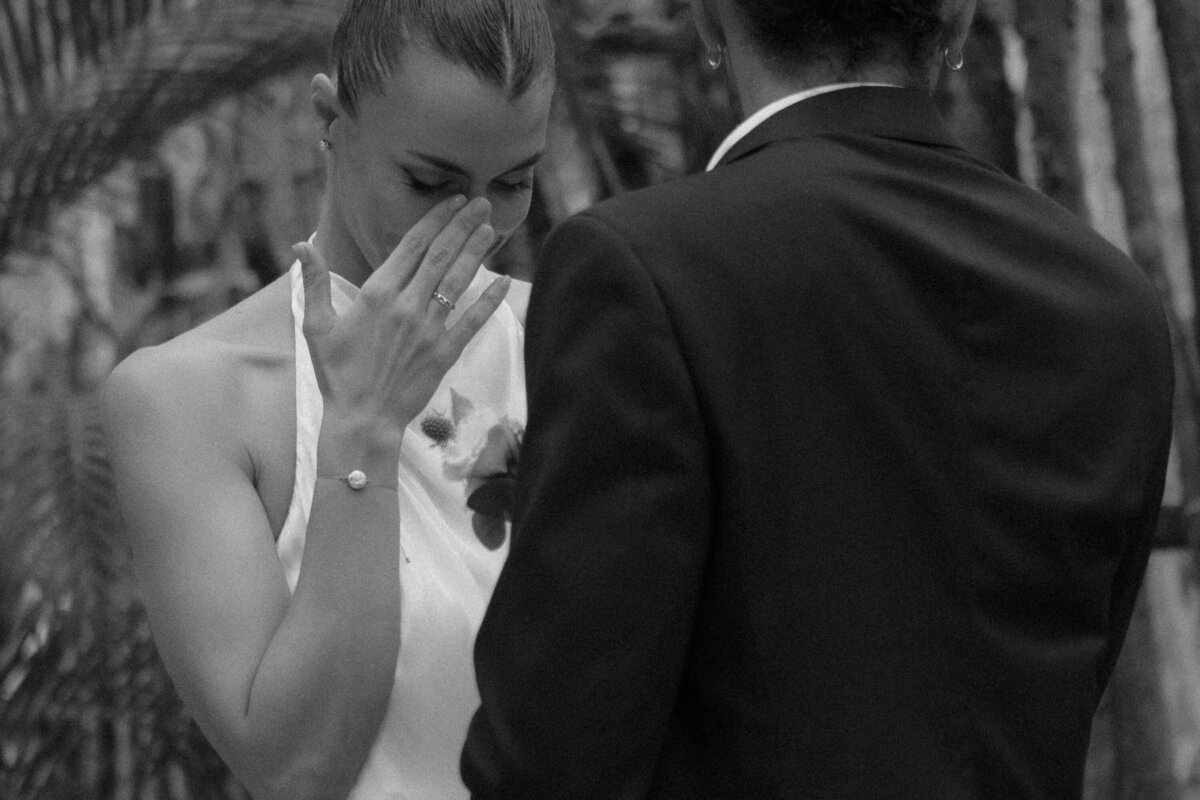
[690,0,726,55]
[943,0,978,55]
[311,73,343,136]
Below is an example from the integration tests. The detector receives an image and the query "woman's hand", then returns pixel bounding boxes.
[294,195,510,454]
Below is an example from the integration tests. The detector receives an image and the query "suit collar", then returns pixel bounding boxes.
[716,86,958,169]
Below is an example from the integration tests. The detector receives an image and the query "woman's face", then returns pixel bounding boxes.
[326,42,554,279]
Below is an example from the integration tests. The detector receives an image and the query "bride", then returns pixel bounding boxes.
[101,1,555,798]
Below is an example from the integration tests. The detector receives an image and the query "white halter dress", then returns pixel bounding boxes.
[277,259,528,799]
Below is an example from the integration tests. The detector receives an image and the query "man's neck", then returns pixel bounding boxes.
[727,50,924,121]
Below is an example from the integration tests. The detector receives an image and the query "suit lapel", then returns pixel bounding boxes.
[718,86,960,168]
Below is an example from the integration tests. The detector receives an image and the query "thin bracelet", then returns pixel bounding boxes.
[316,470,398,491]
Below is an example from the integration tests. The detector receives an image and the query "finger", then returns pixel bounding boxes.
[293,242,336,336]
[405,197,492,303]
[428,223,497,317]
[365,194,469,297]
[444,275,512,355]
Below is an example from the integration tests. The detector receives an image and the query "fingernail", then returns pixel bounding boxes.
[449,195,468,209]
[468,197,491,215]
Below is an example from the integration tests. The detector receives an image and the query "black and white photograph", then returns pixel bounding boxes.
[2,1,1198,798]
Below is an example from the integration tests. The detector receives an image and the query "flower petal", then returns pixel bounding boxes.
[472,513,508,550]
[451,389,475,424]
[467,477,517,517]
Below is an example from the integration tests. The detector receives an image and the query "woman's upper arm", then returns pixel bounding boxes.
[101,349,290,755]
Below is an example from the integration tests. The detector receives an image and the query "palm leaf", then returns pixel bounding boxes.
[0,389,247,798]
[0,0,344,257]
[0,0,168,122]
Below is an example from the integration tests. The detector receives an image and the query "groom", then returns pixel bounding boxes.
[463,0,1174,797]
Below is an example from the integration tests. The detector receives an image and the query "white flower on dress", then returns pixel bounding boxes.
[421,390,522,550]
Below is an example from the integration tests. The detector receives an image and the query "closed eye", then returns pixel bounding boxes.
[407,176,453,194]
[495,177,534,193]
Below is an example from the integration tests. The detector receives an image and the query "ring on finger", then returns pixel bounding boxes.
[431,290,456,311]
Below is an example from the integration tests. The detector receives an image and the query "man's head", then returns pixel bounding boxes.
[695,0,976,89]
[331,0,556,115]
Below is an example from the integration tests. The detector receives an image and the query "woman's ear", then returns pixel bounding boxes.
[311,73,342,135]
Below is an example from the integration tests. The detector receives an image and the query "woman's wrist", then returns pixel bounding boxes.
[316,410,406,487]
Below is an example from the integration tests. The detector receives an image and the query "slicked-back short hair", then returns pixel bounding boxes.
[331,0,555,115]
[729,0,946,76]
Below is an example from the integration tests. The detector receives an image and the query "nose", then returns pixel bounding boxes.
[466,181,490,202]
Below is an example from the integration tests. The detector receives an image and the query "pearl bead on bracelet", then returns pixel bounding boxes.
[318,470,396,491]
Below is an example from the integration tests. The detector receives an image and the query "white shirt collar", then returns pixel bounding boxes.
[705,83,902,172]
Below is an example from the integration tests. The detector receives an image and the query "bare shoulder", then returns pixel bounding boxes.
[102,343,236,448]
[101,276,294,469]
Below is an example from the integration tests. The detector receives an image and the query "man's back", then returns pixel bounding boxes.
[464,86,1172,799]
[570,86,1173,797]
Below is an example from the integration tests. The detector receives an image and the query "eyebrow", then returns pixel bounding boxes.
[405,150,544,176]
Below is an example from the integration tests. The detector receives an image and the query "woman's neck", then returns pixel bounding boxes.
[313,203,373,288]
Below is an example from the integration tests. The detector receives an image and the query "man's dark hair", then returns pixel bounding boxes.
[730,0,946,76]
[331,0,555,115]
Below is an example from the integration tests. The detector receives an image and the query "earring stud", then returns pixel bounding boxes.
[319,138,332,151]
[705,47,724,70]
[943,47,964,71]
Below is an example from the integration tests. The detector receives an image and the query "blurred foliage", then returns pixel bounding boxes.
[0,391,248,799]
[0,0,340,254]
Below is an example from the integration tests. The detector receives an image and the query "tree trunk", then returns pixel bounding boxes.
[1151,0,1200,344]
[1096,1,1200,796]
[1109,589,1186,800]
[1104,0,1200,547]
[1013,0,1087,217]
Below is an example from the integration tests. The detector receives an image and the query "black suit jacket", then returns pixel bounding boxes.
[463,87,1174,799]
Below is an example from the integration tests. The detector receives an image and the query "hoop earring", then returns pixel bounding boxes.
[318,138,332,151]
[943,47,964,71]
[706,46,724,70]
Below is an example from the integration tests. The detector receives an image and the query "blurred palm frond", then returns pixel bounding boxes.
[0,0,344,257]
[0,389,248,798]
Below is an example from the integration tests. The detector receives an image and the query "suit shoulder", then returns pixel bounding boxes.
[573,172,724,235]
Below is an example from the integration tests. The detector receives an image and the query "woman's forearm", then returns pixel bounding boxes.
[228,424,404,800]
